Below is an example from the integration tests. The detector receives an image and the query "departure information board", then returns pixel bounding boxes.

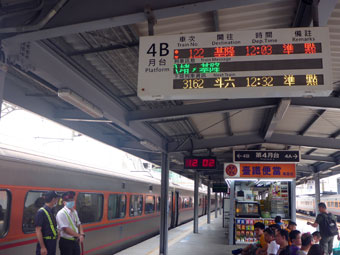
[138,27,332,100]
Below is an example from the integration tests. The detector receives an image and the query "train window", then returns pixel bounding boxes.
[157,197,160,212]
[327,202,331,207]
[23,191,47,233]
[336,202,339,208]
[145,196,155,214]
[189,197,193,208]
[76,193,103,223]
[108,194,126,220]
[0,190,11,238]
[130,195,143,217]
[23,191,63,234]
[182,197,190,208]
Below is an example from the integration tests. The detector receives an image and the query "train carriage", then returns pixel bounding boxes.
[0,147,213,255]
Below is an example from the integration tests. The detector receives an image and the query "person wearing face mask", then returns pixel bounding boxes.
[35,190,60,255]
[56,191,84,255]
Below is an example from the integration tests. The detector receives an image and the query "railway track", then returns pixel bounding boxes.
[296,213,315,221]
[297,213,340,226]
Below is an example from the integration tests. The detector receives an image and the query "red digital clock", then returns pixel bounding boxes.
[184,157,217,170]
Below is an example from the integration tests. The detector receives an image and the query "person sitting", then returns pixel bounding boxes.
[261,228,279,255]
[289,230,302,255]
[275,229,290,255]
[286,221,297,232]
[307,244,324,255]
[275,216,284,228]
[235,222,265,255]
[269,224,281,236]
[311,231,321,244]
[297,233,313,255]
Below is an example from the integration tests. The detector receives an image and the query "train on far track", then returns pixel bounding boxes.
[0,146,218,255]
[296,193,340,219]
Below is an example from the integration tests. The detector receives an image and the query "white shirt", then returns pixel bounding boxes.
[296,250,308,255]
[267,240,280,255]
[56,206,81,239]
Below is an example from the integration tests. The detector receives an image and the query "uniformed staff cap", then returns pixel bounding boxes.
[44,191,59,202]
[62,191,76,201]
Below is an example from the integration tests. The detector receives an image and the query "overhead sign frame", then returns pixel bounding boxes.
[224,163,296,179]
[233,150,300,163]
[138,27,331,101]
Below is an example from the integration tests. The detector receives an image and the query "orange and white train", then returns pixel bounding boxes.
[296,194,340,219]
[0,147,215,255]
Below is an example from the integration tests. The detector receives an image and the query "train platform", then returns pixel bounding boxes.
[116,212,244,255]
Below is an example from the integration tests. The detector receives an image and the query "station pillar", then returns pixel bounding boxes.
[215,192,218,218]
[291,180,296,223]
[228,181,235,245]
[0,62,7,115]
[314,172,321,215]
[207,182,211,224]
[219,193,222,215]
[160,152,169,255]
[194,171,199,233]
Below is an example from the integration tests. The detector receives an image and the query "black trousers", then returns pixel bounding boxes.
[59,237,80,255]
[36,239,57,255]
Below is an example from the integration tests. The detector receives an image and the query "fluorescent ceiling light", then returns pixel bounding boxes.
[58,89,103,118]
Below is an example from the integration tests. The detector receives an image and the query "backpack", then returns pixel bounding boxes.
[323,213,338,237]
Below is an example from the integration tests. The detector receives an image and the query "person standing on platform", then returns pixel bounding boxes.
[307,202,340,255]
[56,191,85,255]
[35,191,60,255]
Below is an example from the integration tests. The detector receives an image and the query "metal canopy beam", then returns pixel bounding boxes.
[4,41,166,152]
[318,0,339,26]
[128,99,278,122]
[68,41,139,56]
[168,134,264,152]
[269,133,340,150]
[298,109,326,135]
[291,97,340,111]
[128,97,340,123]
[224,112,234,136]
[301,154,337,163]
[292,0,313,27]
[4,0,281,43]
[262,99,291,140]
[168,133,340,152]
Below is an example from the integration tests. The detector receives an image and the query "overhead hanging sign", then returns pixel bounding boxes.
[233,150,300,163]
[138,27,331,100]
[184,156,217,170]
[213,183,229,193]
[224,163,296,179]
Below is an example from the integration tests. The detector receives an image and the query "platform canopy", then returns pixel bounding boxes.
[1,0,340,185]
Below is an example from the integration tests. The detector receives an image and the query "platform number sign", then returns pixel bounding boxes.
[138,27,332,101]
[147,43,169,57]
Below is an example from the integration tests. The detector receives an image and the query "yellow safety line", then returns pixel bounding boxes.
[146,219,210,255]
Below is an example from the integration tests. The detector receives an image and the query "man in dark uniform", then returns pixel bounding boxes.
[35,191,60,255]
